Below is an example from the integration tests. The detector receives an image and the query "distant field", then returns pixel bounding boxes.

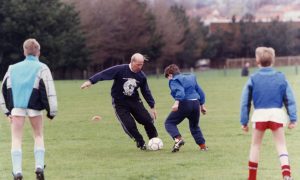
[0,67,300,179]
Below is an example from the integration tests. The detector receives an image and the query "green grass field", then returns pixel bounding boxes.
[0,67,300,180]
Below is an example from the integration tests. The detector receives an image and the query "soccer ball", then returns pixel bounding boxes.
[148,137,163,150]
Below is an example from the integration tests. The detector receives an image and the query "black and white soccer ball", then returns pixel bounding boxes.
[148,137,163,150]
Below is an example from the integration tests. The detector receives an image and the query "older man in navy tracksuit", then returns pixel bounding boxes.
[164,64,207,153]
[81,53,158,150]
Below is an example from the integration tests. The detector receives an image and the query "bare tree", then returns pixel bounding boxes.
[64,0,154,73]
[149,1,185,68]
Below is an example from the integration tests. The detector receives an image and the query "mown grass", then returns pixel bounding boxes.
[0,67,299,179]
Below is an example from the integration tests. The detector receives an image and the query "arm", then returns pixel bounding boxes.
[283,81,297,128]
[240,78,253,130]
[89,65,122,84]
[40,65,57,119]
[140,76,155,108]
[194,76,205,105]
[81,65,121,89]
[0,69,11,116]
[193,76,207,114]
[169,79,185,101]
[140,76,157,119]
[168,80,184,112]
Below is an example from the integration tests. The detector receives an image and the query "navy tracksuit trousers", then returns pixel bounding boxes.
[113,98,158,146]
[165,100,205,145]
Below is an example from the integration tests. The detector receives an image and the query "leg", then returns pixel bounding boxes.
[187,101,206,147]
[11,116,26,175]
[130,100,158,139]
[248,128,265,180]
[165,111,185,140]
[165,111,186,152]
[29,115,45,170]
[113,102,145,148]
[272,127,291,178]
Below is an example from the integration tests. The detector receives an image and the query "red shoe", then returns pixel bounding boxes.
[199,144,208,151]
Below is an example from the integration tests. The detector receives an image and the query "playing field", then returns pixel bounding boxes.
[0,67,299,180]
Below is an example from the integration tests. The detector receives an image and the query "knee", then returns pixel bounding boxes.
[164,121,173,129]
[143,119,154,126]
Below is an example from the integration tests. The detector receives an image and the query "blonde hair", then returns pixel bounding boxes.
[255,47,275,67]
[23,38,40,56]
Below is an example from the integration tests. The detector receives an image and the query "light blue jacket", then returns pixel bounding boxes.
[0,56,57,119]
[240,67,297,125]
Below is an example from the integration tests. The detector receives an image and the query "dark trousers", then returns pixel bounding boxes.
[112,98,158,146]
[165,100,205,145]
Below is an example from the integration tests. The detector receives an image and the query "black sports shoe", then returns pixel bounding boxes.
[35,168,45,180]
[136,141,147,150]
[172,139,185,153]
[139,144,147,150]
[12,172,23,180]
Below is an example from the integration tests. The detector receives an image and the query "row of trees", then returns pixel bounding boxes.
[1,0,300,78]
[0,0,88,78]
[64,0,207,74]
[206,15,300,67]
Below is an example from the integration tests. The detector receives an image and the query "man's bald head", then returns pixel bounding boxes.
[130,53,146,73]
[131,53,146,63]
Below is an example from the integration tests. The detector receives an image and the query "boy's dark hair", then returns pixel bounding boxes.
[164,64,181,78]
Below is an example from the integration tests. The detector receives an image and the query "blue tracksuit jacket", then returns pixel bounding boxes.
[169,74,205,104]
[240,67,297,125]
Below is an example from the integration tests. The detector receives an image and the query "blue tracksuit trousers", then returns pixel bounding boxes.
[165,100,205,145]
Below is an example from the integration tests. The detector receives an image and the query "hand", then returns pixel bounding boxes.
[150,108,157,120]
[200,105,207,115]
[288,122,297,129]
[171,101,179,112]
[80,81,92,89]
[171,104,178,112]
[241,125,248,132]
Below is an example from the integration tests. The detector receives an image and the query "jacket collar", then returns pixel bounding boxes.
[25,55,39,61]
[258,67,275,75]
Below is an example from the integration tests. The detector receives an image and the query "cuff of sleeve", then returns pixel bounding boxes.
[199,99,204,104]
[241,122,248,126]
[47,112,55,119]
[88,78,95,84]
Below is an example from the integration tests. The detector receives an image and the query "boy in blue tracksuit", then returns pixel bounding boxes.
[240,47,297,180]
[164,64,207,152]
